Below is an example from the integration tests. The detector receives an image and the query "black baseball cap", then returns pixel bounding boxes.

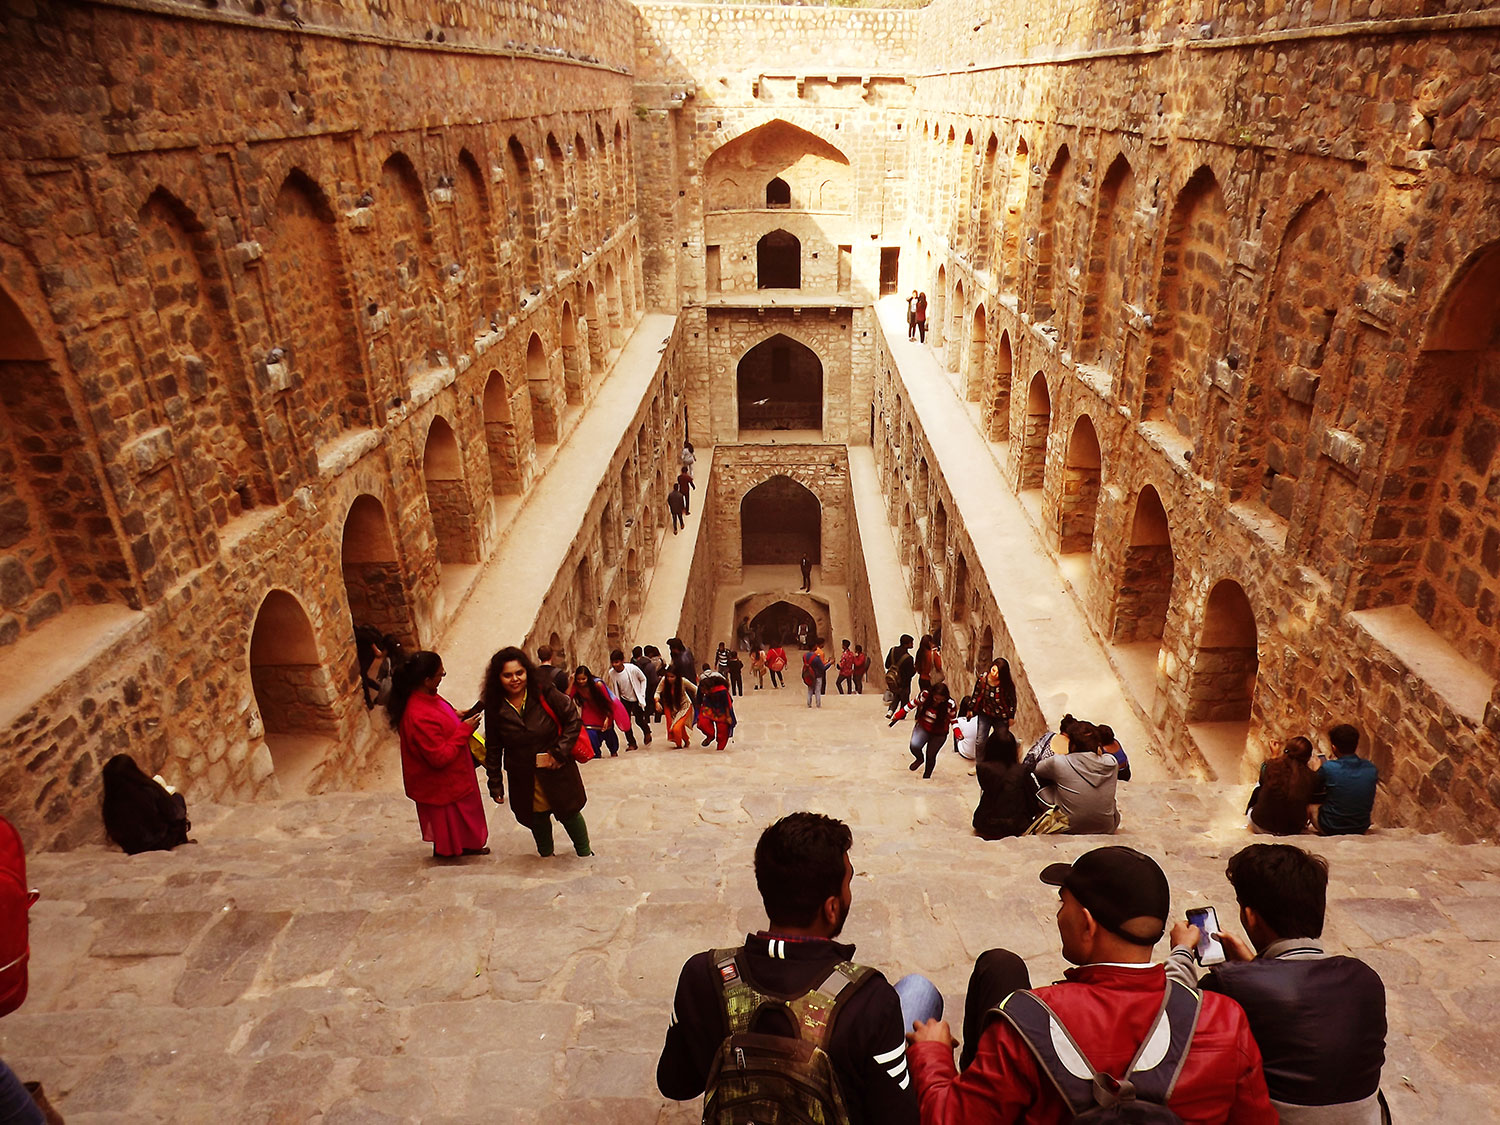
[1040,847,1171,947]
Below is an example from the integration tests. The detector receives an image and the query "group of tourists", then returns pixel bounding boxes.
[906,289,929,342]
[387,631,762,860]
[658,812,1389,1124]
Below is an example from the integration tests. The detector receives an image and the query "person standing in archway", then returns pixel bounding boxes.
[800,554,812,591]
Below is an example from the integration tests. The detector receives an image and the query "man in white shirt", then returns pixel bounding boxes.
[607,649,652,749]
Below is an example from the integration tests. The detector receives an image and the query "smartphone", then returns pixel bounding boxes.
[1186,906,1226,966]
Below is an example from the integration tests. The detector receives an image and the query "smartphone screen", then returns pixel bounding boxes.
[1186,906,1226,965]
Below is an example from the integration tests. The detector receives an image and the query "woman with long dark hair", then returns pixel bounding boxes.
[101,755,191,855]
[655,664,698,747]
[914,634,943,694]
[972,724,1039,840]
[570,664,625,759]
[483,646,592,857]
[386,650,488,859]
[970,657,1017,753]
[1248,736,1320,835]
[890,682,957,779]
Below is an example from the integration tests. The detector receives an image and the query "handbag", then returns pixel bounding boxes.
[1022,805,1070,836]
[537,693,594,763]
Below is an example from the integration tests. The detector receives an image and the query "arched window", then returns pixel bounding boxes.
[741,476,820,565]
[766,177,791,207]
[757,230,801,289]
[738,333,822,432]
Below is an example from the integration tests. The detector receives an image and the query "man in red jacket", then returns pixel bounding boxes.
[907,846,1276,1124]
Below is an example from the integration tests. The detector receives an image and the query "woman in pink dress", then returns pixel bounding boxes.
[387,651,489,859]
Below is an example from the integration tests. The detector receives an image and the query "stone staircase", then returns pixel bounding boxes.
[5,686,1497,1122]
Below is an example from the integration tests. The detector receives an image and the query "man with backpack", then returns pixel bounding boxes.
[657,812,919,1125]
[907,846,1276,1124]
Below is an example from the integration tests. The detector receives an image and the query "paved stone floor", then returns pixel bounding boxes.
[7,683,1500,1122]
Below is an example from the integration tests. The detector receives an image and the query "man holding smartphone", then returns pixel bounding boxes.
[1167,844,1388,1123]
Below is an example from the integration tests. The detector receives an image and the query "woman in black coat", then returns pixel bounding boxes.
[482,646,592,857]
[101,755,191,855]
[972,726,1040,840]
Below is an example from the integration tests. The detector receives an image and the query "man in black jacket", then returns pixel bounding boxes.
[1167,843,1387,1123]
[657,812,920,1125]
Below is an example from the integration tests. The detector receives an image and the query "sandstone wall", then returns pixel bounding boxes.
[0,0,656,849]
[904,0,1500,836]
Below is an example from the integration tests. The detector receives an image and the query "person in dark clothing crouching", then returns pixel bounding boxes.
[657,812,922,1125]
[1167,843,1387,1123]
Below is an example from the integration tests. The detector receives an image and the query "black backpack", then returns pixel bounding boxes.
[993,980,1202,1123]
[702,947,874,1125]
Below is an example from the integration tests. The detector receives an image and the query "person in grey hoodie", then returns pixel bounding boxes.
[1028,718,1121,833]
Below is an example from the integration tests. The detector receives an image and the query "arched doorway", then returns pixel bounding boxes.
[526,332,556,446]
[423,417,477,563]
[1019,373,1051,490]
[741,476,820,564]
[750,600,817,647]
[483,370,521,495]
[738,334,822,432]
[560,300,588,404]
[1187,580,1258,723]
[341,494,416,646]
[1112,486,1173,644]
[249,590,338,790]
[757,230,801,289]
[1059,416,1102,553]
[964,304,986,402]
[987,329,1012,440]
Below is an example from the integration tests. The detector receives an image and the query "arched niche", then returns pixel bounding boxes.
[1059,416,1102,554]
[1080,154,1135,369]
[757,229,801,289]
[560,299,589,404]
[1034,145,1071,323]
[249,589,338,787]
[606,598,622,647]
[738,333,822,432]
[1019,372,1051,491]
[747,599,822,648]
[741,475,820,565]
[0,279,135,637]
[766,177,790,207]
[1355,238,1500,676]
[703,120,852,212]
[341,494,416,646]
[423,417,477,563]
[987,329,1013,441]
[506,136,542,289]
[1187,580,1258,724]
[963,304,986,403]
[526,331,557,446]
[483,369,522,495]
[605,264,624,347]
[1112,485,1174,644]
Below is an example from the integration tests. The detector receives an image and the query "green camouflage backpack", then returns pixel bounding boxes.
[702,946,875,1125]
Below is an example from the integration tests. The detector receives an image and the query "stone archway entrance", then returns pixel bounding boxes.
[249,589,339,794]
[341,494,417,646]
[749,600,819,647]
[741,475,820,565]
[738,334,823,432]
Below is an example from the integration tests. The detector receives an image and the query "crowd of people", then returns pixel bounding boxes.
[880,630,1379,842]
[658,812,1390,1124]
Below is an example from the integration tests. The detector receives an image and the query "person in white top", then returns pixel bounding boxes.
[680,441,696,480]
[952,696,980,761]
[607,649,653,749]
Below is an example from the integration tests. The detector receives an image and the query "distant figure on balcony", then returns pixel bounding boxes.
[907,289,921,339]
[800,554,812,591]
[915,292,928,343]
[677,467,695,514]
[680,440,696,480]
[667,483,686,533]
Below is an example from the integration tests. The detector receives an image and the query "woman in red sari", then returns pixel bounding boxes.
[387,651,489,859]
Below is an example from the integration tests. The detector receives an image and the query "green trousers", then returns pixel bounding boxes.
[531,811,591,857]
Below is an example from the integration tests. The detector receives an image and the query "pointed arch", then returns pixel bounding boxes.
[1059,416,1102,554]
[987,329,1013,441]
[1080,154,1134,369]
[1019,372,1051,490]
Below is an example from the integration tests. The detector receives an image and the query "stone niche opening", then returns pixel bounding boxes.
[746,598,824,647]
[757,229,801,289]
[741,475,820,565]
[341,494,416,650]
[1187,579,1258,725]
[249,589,338,793]
[422,416,477,564]
[738,333,822,432]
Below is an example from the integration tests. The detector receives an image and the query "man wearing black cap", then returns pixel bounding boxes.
[907,846,1275,1123]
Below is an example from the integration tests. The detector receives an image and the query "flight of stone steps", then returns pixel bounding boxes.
[5,687,1497,1122]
